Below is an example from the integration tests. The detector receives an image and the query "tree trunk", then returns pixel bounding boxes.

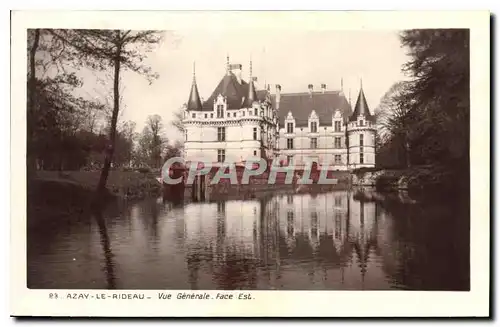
[27,29,40,178]
[96,32,121,195]
[405,136,411,169]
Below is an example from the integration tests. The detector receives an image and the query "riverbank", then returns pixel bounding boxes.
[352,165,468,197]
[35,170,162,199]
[28,170,162,227]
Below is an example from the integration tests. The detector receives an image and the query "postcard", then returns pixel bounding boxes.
[10,10,490,317]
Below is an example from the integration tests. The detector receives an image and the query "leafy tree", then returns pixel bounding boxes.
[399,29,469,168]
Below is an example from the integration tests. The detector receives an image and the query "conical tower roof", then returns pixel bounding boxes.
[243,60,258,108]
[349,80,375,122]
[187,63,203,111]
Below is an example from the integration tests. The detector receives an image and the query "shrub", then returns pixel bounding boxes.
[136,167,151,174]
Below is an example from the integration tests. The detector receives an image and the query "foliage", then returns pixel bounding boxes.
[27,29,163,194]
[375,29,469,193]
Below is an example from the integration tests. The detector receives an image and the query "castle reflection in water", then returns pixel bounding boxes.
[180,190,397,290]
[28,188,469,290]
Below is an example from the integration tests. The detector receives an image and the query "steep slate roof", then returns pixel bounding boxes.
[242,79,258,108]
[200,72,267,111]
[350,88,376,122]
[187,77,203,111]
[271,91,353,128]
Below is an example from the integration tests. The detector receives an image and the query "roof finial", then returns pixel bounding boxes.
[341,77,344,92]
[349,88,352,106]
[192,61,196,81]
[360,77,363,89]
[226,53,230,75]
[249,57,253,78]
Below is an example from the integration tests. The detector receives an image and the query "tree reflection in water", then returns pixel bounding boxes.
[28,188,469,290]
[93,209,117,290]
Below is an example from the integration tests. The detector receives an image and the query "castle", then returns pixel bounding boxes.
[181,59,376,170]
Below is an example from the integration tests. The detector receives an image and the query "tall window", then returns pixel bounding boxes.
[335,196,342,206]
[253,127,258,140]
[360,120,364,126]
[227,112,230,118]
[360,153,364,164]
[217,149,225,162]
[334,154,341,164]
[217,201,225,213]
[311,212,318,237]
[210,113,213,118]
[217,105,223,118]
[287,194,293,204]
[242,111,245,117]
[334,120,341,132]
[287,138,294,149]
[217,127,226,142]
[360,134,364,146]
[192,113,196,118]
[254,108,258,116]
[310,137,318,149]
[185,131,187,142]
[287,155,293,165]
[287,122,294,133]
[233,112,237,117]
[334,137,342,149]
[334,212,342,239]
[204,114,207,118]
[310,121,318,133]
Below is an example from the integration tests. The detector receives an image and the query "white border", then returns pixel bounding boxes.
[10,10,490,317]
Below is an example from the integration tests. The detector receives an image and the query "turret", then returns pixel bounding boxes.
[349,79,375,123]
[243,60,258,108]
[186,62,203,111]
[346,79,376,169]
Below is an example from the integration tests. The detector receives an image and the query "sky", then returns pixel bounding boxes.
[81,29,410,143]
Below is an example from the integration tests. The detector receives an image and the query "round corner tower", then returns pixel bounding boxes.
[346,84,376,169]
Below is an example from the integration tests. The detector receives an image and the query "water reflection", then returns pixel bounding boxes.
[27,190,469,291]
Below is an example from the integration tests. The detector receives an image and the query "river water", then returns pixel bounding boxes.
[27,189,469,290]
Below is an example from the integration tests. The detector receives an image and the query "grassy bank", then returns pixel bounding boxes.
[35,170,162,199]
[353,165,468,198]
[28,170,162,227]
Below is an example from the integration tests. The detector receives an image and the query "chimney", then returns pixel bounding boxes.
[275,84,281,110]
[321,83,326,94]
[308,84,313,96]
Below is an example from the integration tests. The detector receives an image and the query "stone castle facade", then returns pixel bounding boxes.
[181,59,376,170]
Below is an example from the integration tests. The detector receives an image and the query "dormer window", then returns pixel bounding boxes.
[287,122,294,133]
[217,105,223,118]
[359,120,364,126]
[310,122,318,133]
[254,108,258,116]
[192,113,196,118]
[334,120,341,132]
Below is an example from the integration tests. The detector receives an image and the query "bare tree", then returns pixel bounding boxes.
[50,30,163,194]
